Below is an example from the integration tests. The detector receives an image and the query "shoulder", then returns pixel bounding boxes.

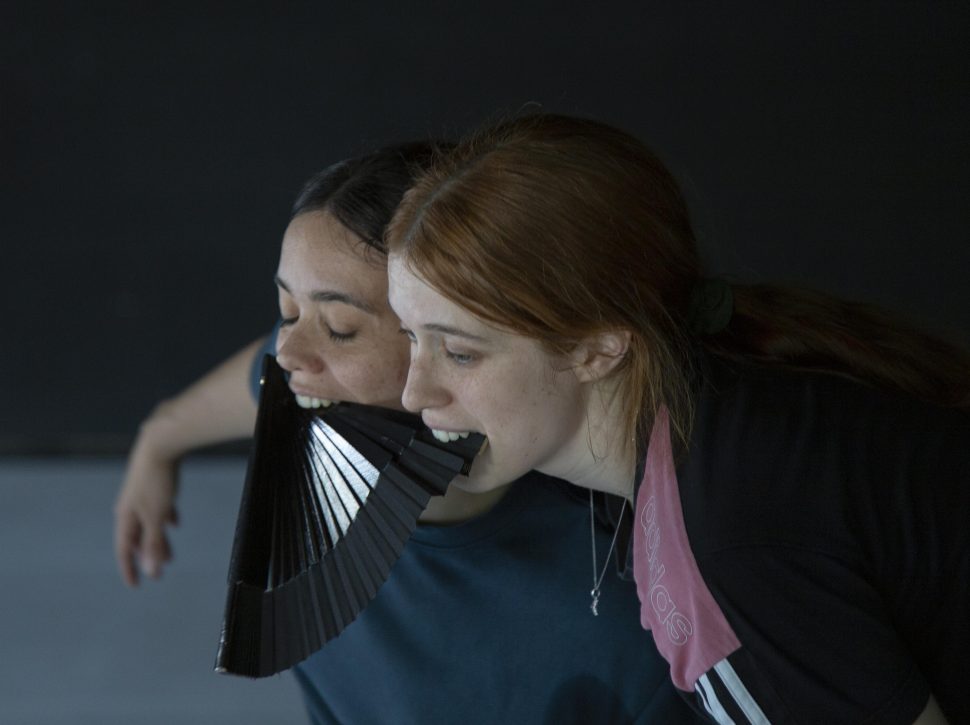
[662,354,970,722]
[685,354,970,521]
[677,355,970,572]
[695,353,970,445]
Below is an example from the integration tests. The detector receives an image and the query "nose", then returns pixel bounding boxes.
[400,354,449,413]
[275,322,325,375]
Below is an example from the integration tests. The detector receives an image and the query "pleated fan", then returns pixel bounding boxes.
[215,355,485,677]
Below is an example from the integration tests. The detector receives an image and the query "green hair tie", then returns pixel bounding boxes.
[687,278,733,335]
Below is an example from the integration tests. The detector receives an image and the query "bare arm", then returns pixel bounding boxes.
[113,336,265,586]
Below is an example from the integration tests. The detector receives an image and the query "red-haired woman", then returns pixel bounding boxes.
[387,113,970,724]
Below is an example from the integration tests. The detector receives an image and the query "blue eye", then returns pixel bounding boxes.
[445,349,474,365]
[399,328,417,343]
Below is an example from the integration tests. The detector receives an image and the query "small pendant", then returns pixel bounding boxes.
[590,588,600,616]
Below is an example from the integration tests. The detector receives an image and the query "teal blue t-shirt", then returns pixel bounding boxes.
[292,472,697,724]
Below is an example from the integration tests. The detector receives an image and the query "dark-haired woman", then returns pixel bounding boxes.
[114,143,700,724]
[386,114,969,724]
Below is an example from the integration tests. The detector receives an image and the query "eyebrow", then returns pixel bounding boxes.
[274,275,375,313]
[422,323,489,342]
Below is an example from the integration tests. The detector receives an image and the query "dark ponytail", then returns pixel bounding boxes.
[702,283,970,409]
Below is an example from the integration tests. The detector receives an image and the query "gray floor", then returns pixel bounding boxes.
[0,458,306,725]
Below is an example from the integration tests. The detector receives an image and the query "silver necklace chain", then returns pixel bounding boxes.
[589,488,627,616]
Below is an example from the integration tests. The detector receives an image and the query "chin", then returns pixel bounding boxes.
[448,451,520,494]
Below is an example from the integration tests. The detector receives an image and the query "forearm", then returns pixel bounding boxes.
[132,336,265,463]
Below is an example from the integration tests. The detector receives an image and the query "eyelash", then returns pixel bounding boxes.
[399,328,474,366]
[329,329,357,343]
[445,350,474,365]
[280,316,357,343]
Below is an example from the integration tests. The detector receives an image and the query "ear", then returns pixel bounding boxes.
[570,329,632,383]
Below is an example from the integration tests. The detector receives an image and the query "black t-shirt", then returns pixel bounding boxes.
[631,353,970,724]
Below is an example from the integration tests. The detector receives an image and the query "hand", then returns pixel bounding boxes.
[114,438,180,587]
[111,336,264,587]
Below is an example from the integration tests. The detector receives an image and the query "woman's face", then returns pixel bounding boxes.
[387,254,590,493]
[275,211,410,410]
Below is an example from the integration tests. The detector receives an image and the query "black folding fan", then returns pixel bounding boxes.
[215,355,485,678]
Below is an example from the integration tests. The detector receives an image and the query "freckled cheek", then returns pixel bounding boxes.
[483,391,544,455]
[373,334,411,387]
[348,358,410,403]
[391,346,411,387]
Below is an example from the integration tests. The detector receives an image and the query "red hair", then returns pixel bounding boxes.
[387,114,970,447]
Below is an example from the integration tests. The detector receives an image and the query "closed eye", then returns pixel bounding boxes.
[329,328,357,343]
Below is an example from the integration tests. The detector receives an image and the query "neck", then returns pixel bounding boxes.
[540,377,636,501]
[418,483,512,524]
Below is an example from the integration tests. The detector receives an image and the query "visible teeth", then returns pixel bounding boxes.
[430,428,471,443]
[295,394,334,409]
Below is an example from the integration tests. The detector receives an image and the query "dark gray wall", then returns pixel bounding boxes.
[3,2,968,453]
